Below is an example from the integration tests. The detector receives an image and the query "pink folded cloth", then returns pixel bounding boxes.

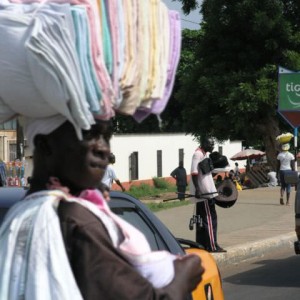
[133,10,181,122]
[152,10,181,115]
[79,189,177,288]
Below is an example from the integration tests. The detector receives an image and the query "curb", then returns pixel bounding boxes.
[211,232,296,268]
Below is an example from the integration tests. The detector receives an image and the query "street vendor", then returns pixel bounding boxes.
[276,133,295,205]
[0,1,203,299]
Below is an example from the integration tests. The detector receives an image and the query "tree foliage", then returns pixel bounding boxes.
[176,0,300,167]
[175,0,200,15]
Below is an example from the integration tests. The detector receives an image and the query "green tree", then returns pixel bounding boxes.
[176,0,200,15]
[176,0,300,168]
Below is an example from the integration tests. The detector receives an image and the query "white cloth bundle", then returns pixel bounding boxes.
[0,0,181,146]
[0,6,94,142]
[0,191,83,300]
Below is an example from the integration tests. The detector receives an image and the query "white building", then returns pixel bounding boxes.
[21,133,242,188]
[109,133,242,187]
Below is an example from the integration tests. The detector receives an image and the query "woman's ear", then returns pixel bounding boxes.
[33,134,52,155]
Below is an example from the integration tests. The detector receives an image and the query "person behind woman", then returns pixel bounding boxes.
[170,161,188,200]
[277,143,295,205]
[101,152,126,192]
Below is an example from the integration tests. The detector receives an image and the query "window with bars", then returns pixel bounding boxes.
[218,146,223,155]
[179,148,184,166]
[157,150,162,177]
[129,151,139,180]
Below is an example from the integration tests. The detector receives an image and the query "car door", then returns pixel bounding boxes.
[109,191,185,255]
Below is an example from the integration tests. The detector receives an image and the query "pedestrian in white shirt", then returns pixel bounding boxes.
[277,143,295,205]
[102,153,125,191]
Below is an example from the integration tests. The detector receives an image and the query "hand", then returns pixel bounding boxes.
[168,255,204,297]
[195,187,201,199]
[179,255,203,291]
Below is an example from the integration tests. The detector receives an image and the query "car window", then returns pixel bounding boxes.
[0,208,7,226]
[111,207,161,251]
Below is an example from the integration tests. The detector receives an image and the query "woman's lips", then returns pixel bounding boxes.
[89,161,107,169]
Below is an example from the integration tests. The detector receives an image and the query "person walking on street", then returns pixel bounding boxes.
[234,162,240,174]
[233,162,241,181]
[277,143,295,205]
[190,136,226,253]
[171,161,188,200]
[102,153,126,192]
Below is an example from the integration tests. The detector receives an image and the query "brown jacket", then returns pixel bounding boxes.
[58,201,179,300]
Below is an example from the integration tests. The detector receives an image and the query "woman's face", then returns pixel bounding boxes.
[48,121,112,194]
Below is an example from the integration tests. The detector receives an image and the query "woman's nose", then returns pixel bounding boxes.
[92,137,110,157]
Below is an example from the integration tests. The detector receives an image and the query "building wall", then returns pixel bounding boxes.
[109,133,243,188]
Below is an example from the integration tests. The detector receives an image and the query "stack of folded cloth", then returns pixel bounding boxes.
[0,0,181,141]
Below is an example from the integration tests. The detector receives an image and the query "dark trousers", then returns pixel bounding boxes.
[195,199,218,251]
[177,185,186,200]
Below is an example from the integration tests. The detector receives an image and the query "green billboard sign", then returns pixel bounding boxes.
[279,68,300,110]
[278,66,300,128]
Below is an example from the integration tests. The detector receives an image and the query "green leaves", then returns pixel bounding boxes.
[175,1,300,148]
[176,0,199,15]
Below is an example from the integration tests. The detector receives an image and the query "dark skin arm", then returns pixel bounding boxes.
[276,160,280,179]
[170,169,177,180]
[291,159,295,171]
[166,255,204,299]
[192,174,201,199]
[115,179,125,191]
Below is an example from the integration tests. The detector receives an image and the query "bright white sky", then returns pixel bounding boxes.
[162,0,202,30]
